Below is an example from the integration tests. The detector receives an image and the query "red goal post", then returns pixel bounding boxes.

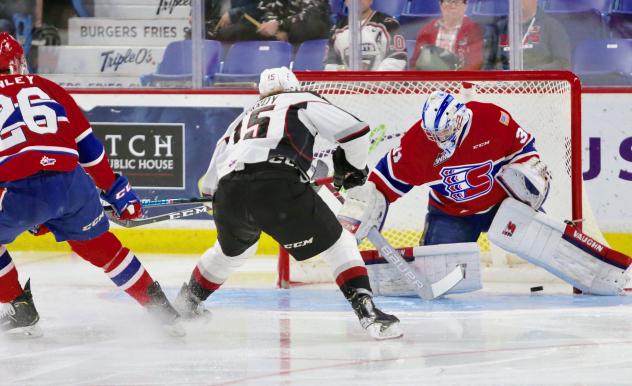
[278,71,588,288]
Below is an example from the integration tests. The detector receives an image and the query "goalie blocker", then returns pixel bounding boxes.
[361,243,482,297]
[488,198,632,295]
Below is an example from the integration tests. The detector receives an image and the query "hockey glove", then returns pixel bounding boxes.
[337,181,388,242]
[333,147,368,191]
[28,224,50,236]
[101,174,142,220]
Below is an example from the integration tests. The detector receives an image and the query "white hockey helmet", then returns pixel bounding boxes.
[258,66,300,98]
[420,90,469,151]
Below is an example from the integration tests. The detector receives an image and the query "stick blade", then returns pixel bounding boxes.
[428,264,466,299]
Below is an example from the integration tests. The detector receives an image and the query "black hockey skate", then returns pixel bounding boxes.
[0,279,42,338]
[145,281,186,337]
[173,282,211,320]
[350,292,402,340]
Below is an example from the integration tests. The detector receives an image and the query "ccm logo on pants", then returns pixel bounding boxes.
[284,237,314,249]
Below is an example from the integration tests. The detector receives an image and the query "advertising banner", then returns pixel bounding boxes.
[45,74,144,88]
[38,46,165,75]
[92,123,185,189]
[68,18,189,46]
[94,0,191,19]
[582,94,632,231]
[73,95,255,209]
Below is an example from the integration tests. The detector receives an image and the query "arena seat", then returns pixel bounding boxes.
[213,41,292,84]
[72,0,93,17]
[545,5,609,54]
[572,39,632,85]
[542,0,611,13]
[141,40,222,87]
[372,0,408,18]
[12,14,32,57]
[615,0,632,11]
[292,39,328,71]
[609,8,632,38]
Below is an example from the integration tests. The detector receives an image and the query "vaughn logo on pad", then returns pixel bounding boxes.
[502,221,517,237]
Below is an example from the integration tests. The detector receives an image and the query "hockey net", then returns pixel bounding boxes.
[279,71,598,287]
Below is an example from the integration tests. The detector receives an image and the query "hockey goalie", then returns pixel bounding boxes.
[338,90,632,297]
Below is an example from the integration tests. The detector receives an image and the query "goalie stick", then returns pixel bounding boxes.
[321,181,465,300]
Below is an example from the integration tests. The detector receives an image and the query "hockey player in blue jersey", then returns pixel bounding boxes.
[0,33,183,337]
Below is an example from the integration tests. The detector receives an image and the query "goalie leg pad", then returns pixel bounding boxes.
[488,198,632,295]
[364,243,482,297]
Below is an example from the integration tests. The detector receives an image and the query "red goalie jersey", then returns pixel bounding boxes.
[368,101,540,216]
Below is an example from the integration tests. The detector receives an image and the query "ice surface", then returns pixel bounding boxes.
[3,252,632,385]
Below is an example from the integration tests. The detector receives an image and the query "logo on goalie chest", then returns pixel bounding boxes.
[440,161,494,202]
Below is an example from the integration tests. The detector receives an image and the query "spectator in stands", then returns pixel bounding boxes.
[325,0,407,71]
[205,0,264,42]
[485,0,571,70]
[256,0,331,44]
[409,0,483,71]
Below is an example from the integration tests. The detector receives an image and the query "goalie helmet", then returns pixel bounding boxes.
[421,90,469,152]
[0,32,28,75]
[258,66,300,98]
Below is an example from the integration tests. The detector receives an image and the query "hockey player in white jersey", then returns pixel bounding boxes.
[173,67,402,340]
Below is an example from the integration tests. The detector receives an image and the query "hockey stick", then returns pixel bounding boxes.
[322,181,465,300]
[102,196,214,213]
[105,205,211,228]
[108,160,333,228]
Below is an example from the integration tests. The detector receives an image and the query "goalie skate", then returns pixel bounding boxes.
[351,293,402,340]
[173,282,211,321]
[145,281,186,337]
[1,279,42,338]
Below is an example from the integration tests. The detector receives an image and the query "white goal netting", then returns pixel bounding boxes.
[281,72,600,285]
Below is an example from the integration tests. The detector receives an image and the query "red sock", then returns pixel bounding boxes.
[69,232,155,305]
[0,246,22,303]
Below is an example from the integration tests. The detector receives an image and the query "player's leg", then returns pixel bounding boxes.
[174,174,261,319]
[0,245,41,337]
[253,170,401,339]
[43,167,183,335]
[0,184,49,337]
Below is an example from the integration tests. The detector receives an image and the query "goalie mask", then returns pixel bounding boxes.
[0,32,28,75]
[258,66,300,98]
[421,90,469,152]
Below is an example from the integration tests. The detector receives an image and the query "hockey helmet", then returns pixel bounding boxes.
[259,66,300,98]
[0,32,27,75]
[420,90,469,151]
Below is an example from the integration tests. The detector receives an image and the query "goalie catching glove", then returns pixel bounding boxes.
[337,181,388,243]
[333,147,368,191]
[497,157,551,210]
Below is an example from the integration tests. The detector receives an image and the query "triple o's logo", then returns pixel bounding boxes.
[440,160,494,202]
[502,221,517,237]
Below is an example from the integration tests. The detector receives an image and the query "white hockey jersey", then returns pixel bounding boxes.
[326,11,408,71]
[200,91,370,196]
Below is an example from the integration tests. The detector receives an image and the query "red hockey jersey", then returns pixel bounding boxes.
[369,101,539,216]
[0,74,114,189]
